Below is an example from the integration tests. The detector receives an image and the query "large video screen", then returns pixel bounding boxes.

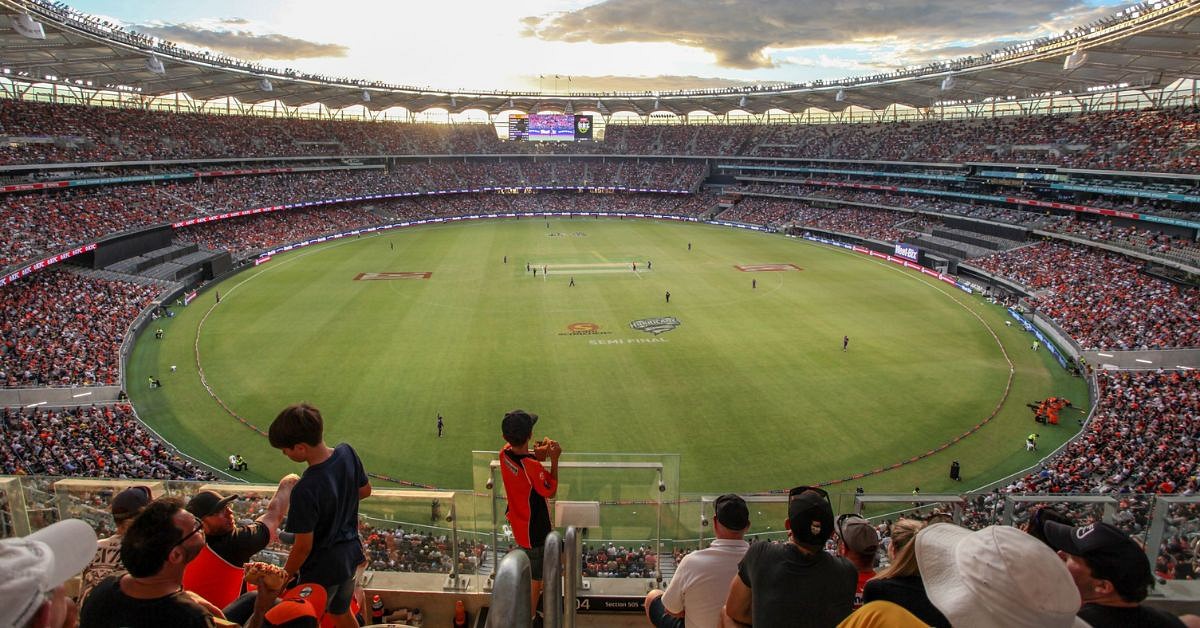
[508,114,593,142]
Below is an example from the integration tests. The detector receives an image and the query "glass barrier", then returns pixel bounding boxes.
[1,475,1195,594]
[472,451,680,581]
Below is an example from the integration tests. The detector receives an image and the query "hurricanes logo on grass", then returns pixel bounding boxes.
[559,322,611,336]
[630,317,681,335]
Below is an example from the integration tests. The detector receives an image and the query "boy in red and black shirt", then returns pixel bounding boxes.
[499,409,561,618]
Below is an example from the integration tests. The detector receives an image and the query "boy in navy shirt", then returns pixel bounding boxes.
[270,403,371,628]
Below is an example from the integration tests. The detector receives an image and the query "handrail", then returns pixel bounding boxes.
[485,550,531,628]
[542,531,563,628]
[563,526,581,628]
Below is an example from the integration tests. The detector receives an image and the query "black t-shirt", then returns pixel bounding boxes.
[862,576,951,628]
[78,575,214,628]
[208,521,270,567]
[285,443,368,587]
[1078,603,1186,628]
[737,541,857,628]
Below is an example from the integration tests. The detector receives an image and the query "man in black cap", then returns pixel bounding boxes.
[644,494,750,628]
[723,486,857,628]
[182,474,299,610]
[80,485,153,602]
[1044,520,1197,628]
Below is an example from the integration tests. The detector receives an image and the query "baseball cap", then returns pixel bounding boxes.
[713,494,750,531]
[1042,521,1153,602]
[264,582,327,627]
[111,485,153,521]
[186,490,239,518]
[915,523,1087,628]
[837,514,880,555]
[501,409,538,443]
[0,519,99,627]
[787,486,834,546]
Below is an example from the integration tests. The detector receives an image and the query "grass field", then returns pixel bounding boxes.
[128,218,1086,518]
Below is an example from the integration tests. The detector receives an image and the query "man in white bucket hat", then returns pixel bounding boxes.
[915,523,1090,628]
[0,519,99,628]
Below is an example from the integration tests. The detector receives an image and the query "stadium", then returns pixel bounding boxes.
[0,0,1198,625]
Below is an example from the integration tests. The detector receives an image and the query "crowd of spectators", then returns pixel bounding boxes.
[4,98,1200,171]
[0,404,214,479]
[0,269,157,387]
[724,195,937,242]
[362,522,487,574]
[971,241,1200,349]
[174,204,383,255]
[739,180,1200,267]
[582,542,658,578]
[748,107,1200,172]
[0,161,707,270]
[1009,370,1199,496]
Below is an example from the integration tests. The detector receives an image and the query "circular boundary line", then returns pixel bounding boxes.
[187,222,1017,494]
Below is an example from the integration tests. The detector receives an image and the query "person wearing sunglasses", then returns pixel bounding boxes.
[723,486,857,628]
[79,497,283,628]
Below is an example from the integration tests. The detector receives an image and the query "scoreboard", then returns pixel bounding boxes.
[508,114,593,142]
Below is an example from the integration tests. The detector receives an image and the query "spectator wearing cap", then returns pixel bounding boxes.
[723,486,857,628]
[861,518,950,628]
[79,486,152,603]
[1020,506,1073,547]
[79,497,283,628]
[182,474,299,610]
[836,514,880,610]
[914,523,1088,628]
[498,409,562,620]
[0,519,97,628]
[1043,520,1200,628]
[644,493,750,628]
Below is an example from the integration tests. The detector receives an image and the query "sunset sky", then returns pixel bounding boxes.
[66,0,1131,93]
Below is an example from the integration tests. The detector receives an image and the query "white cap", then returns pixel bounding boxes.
[0,519,98,627]
[916,523,1088,628]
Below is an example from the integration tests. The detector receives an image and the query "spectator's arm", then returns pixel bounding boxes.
[283,532,313,580]
[257,473,300,535]
[359,482,372,500]
[724,573,753,626]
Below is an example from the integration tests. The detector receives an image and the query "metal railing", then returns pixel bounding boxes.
[486,550,531,628]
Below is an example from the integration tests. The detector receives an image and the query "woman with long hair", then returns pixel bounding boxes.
[861,518,950,628]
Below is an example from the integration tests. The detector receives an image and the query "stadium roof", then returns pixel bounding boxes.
[2,0,1200,116]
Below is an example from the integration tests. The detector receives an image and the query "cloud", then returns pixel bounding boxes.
[134,21,349,60]
[522,0,1114,69]
[518,74,771,92]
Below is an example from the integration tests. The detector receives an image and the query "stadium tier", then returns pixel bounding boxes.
[2,3,1200,619]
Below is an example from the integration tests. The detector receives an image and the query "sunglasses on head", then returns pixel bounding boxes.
[789,485,830,503]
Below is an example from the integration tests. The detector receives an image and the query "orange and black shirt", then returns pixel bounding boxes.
[500,444,557,549]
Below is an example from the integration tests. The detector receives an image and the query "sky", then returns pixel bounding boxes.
[66,0,1132,93]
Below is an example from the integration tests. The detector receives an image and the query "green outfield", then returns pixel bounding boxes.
[128,218,1086,504]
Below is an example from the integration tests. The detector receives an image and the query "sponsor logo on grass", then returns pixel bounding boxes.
[630,316,681,335]
[589,337,668,346]
[354,272,432,281]
[735,264,803,272]
[559,322,611,336]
